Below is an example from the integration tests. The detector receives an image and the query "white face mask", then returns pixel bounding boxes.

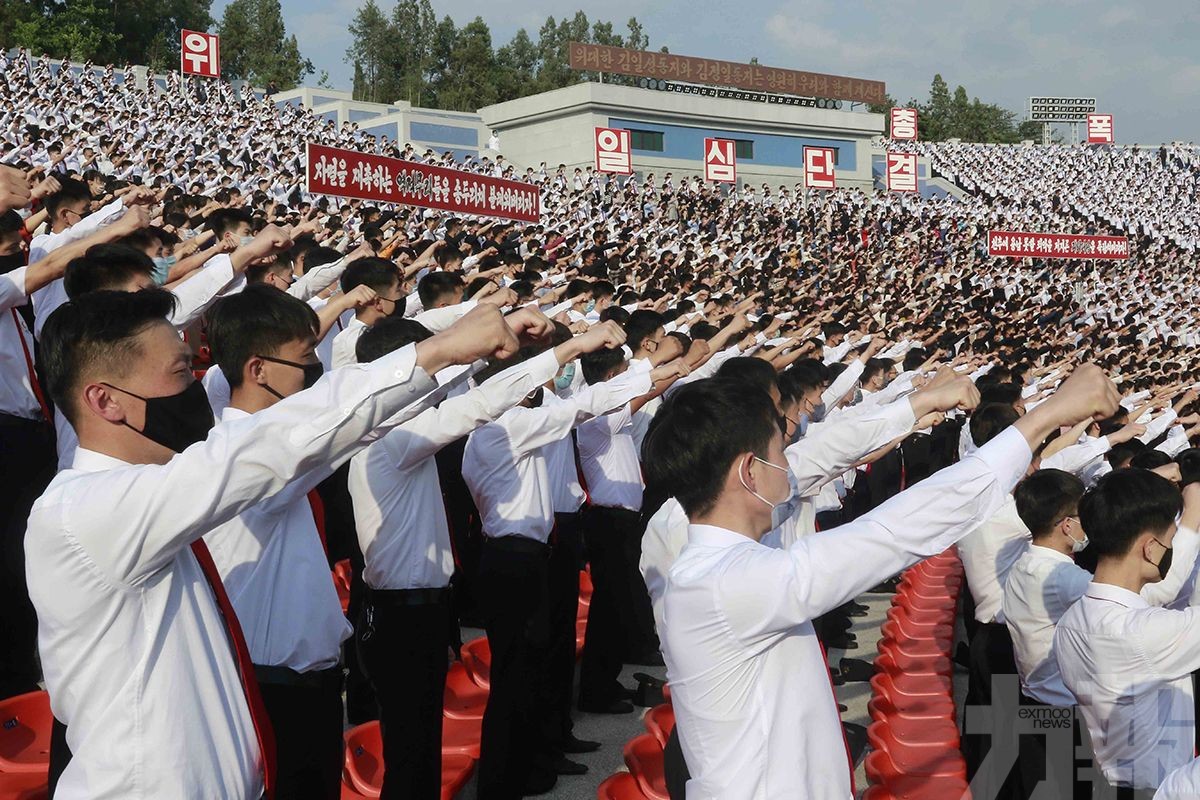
[1066,521,1089,553]
[740,455,791,511]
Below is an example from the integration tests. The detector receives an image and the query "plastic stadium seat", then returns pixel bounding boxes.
[866,721,966,779]
[440,753,476,799]
[580,568,594,601]
[862,786,895,800]
[643,703,675,748]
[441,715,482,758]
[597,771,648,799]
[0,690,52,773]
[461,637,491,689]
[885,606,955,639]
[622,733,668,800]
[869,671,952,706]
[879,622,952,657]
[341,782,371,800]
[864,751,971,798]
[333,559,352,614]
[0,772,49,800]
[344,722,384,797]
[875,645,954,679]
[871,714,960,749]
[444,662,488,720]
[867,693,955,724]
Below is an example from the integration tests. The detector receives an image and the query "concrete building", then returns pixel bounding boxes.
[479,81,885,190]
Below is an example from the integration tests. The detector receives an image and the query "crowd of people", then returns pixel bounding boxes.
[3,50,1200,800]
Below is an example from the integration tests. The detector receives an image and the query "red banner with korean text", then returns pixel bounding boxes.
[1086,114,1114,144]
[595,128,633,175]
[987,231,1129,260]
[703,138,736,183]
[306,143,540,223]
[181,29,220,78]
[890,107,918,140]
[803,147,836,190]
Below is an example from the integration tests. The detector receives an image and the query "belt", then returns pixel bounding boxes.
[588,504,640,519]
[364,586,452,606]
[252,664,342,690]
[484,535,551,556]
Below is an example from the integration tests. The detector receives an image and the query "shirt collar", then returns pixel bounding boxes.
[1084,581,1149,610]
[71,447,132,472]
[687,523,756,548]
[221,406,251,423]
[1028,543,1075,565]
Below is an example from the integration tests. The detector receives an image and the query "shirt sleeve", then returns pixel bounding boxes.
[718,426,1033,636]
[168,254,237,329]
[413,299,478,333]
[0,267,28,312]
[786,399,916,497]
[43,345,442,588]
[820,358,866,410]
[287,255,348,301]
[1039,436,1112,475]
[27,198,125,262]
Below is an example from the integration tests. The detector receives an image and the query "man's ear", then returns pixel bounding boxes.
[82,382,128,424]
[246,355,268,387]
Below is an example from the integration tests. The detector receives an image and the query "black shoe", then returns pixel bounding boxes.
[552,755,589,775]
[837,702,848,713]
[626,648,666,666]
[868,576,900,594]
[837,658,875,683]
[830,667,845,687]
[578,698,635,714]
[825,635,858,651]
[522,768,558,795]
[617,684,636,700]
[844,721,869,763]
[560,734,602,754]
[847,604,869,617]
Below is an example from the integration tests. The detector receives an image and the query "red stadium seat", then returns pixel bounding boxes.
[341,782,371,800]
[885,606,955,639]
[870,672,952,705]
[597,771,648,799]
[0,690,51,774]
[444,662,488,720]
[879,622,952,657]
[864,752,971,799]
[461,637,491,689]
[440,753,475,799]
[643,703,675,748]
[580,568,594,601]
[333,559,352,614]
[0,772,49,800]
[866,721,965,779]
[622,733,668,800]
[867,693,955,724]
[875,645,954,679]
[441,715,482,758]
[343,722,384,798]
[862,786,895,800]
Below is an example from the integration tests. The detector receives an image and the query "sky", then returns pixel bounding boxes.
[214,0,1200,144]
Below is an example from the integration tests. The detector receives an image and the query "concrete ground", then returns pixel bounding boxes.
[455,586,898,800]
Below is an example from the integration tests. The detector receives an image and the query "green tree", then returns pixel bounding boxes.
[494,28,539,100]
[624,17,649,51]
[921,74,952,140]
[346,0,394,102]
[432,16,497,111]
[390,0,436,106]
[217,0,312,88]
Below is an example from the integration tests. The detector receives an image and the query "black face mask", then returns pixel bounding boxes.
[256,355,324,399]
[0,252,25,274]
[1152,538,1174,580]
[524,387,544,408]
[383,294,407,318]
[104,380,214,454]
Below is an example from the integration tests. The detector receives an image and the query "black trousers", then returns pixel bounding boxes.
[256,666,344,800]
[963,622,1019,789]
[357,588,454,800]
[476,536,553,799]
[0,415,55,699]
[663,726,690,800]
[579,506,636,708]
[541,513,582,747]
[1012,694,1092,800]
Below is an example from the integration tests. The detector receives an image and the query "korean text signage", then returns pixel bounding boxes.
[306,143,540,223]
[1086,114,1114,144]
[987,231,1129,260]
[803,147,836,190]
[1028,97,1096,122]
[704,138,736,183]
[568,42,885,105]
[594,127,633,175]
[885,152,918,193]
[181,30,220,78]
[890,107,918,140]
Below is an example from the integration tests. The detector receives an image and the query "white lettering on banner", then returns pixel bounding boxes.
[1087,114,1114,144]
[890,108,918,140]
[886,152,918,192]
[704,138,736,183]
[804,147,836,190]
[181,30,220,78]
[595,127,632,174]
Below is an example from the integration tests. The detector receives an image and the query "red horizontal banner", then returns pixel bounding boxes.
[305,143,540,223]
[987,230,1129,260]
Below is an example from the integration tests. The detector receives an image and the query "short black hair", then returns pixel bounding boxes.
[1080,468,1182,559]
[207,285,319,388]
[356,317,432,364]
[340,256,400,295]
[63,243,155,299]
[979,381,1023,407]
[643,378,778,517]
[45,176,92,219]
[779,362,823,403]
[1015,469,1085,538]
[207,208,253,239]
[625,309,665,351]
[970,403,1019,447]
[716,357,778,398]
[418,271,464,308]
[599,306,630,325]
[1130,449,1172,471]
[581,347,626,385]
[40,288,178,425]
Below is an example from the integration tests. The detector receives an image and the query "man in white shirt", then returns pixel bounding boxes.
[201,285,350,800]
[641,364,1118,800]
[347,309,573,797]
[1056,468,1200,792]
[331,257,409,369]
[27,275,519,798]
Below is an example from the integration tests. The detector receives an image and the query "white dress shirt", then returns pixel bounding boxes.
[1055,575,1200,790]
[1156,756,1200,799]
[331,316,368,369]
[0,267,42,419]
[661,426,1032,800]
[350,350,559,590]
[577,402,643,511]
[538,390,587,515]
[25,344,440,799]
[1005,531,1200,707]
[957,494,1031,624]
[202,406,351,673]
[463,368,651,543]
